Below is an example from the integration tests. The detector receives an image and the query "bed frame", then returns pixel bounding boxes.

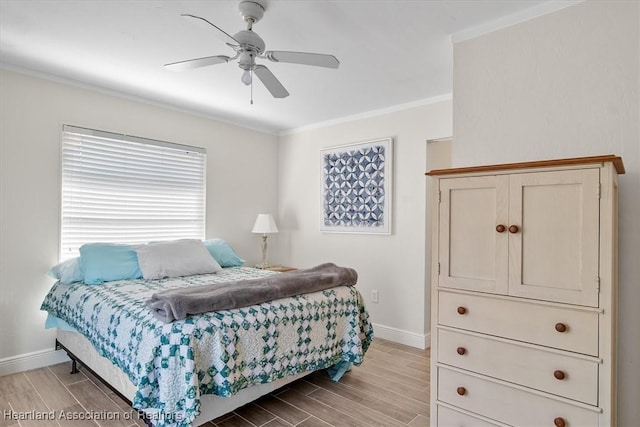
[55,329,309,426]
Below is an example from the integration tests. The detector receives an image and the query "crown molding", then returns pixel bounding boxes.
[280,93,452,136]
[452,1,584,43]
[0,63,279,136]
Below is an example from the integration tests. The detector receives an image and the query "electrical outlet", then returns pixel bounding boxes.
[371,290,379,303]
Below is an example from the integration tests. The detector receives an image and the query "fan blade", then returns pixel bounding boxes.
[254,65,289,98]
[165,55,230,71]
[181,14,239,46]
[264,51,339,69]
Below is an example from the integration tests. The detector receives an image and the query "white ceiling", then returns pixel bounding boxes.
[0,1,574,134]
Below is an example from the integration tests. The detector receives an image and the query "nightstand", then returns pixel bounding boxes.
[262,266,297,273]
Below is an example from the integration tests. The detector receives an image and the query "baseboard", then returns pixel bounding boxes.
[371,323,431,349]
[0,347,70,376]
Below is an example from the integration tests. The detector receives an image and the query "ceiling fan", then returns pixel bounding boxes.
[165,1,340,99]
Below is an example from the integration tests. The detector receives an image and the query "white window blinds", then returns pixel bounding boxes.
[60,125,206,260]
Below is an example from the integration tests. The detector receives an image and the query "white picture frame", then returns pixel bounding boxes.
[320,137,393,234]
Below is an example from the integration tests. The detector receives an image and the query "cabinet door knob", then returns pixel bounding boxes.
[554,370,566,380]
[456,387,466,396]
[457,347,466,355]
[496,224,506,233]
[508,225,520,233]
[555,323,567,333]
[457,306,467,315]
[554,417,566,427]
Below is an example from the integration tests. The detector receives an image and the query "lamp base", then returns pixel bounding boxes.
[256,234,271,269]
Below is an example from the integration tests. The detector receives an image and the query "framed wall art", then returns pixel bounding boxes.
[320,137,393,234]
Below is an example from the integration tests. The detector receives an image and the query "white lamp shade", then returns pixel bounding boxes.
[251,214,279,234]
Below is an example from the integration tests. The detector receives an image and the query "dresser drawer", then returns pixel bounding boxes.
[437,404,503,427]
[437,367,599,427]
[437,328,599,405]
[438,291,599,355]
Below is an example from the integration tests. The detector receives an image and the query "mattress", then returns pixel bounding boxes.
[41,266,372,426]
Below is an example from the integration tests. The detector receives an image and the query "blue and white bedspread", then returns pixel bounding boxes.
[40,267,373,426]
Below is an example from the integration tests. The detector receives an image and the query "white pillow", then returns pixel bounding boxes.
[134,239,222,280]
[48,257,84,284]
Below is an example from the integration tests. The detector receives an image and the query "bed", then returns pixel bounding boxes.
[41,263,373,427]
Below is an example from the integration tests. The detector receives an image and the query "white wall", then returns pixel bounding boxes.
[453,1,639,424]
[0,70,279,368]
[277,101,452,347]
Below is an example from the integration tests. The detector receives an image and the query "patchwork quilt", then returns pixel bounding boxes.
[41,267,373,426]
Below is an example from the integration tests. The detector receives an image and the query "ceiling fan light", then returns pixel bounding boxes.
[241,69,252,85]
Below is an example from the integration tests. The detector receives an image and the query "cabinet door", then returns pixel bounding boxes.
[508,169,600,306]
[439,176,509,294]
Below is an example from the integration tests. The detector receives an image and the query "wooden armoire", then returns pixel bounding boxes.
[427,155,624,426]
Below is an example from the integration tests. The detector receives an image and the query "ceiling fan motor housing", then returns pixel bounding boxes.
[234,29,265,71]
[233,29,265,54]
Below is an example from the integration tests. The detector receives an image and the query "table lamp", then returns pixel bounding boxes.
[251,213,279,268]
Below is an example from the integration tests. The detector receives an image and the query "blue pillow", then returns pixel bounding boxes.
[79,243,142,284]
[48,257,84,284]
[204,239,245,267]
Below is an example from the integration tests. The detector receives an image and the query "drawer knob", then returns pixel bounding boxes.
[496,224,506,233]
[555,323,567,333]
[457,306,467,315]
[509,225,519,233]
[456,387,466,396]
[554,370,566,380]
[554,417,566,427]
[456,347,467,355]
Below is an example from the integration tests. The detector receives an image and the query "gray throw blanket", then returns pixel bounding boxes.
[146,263,358,323]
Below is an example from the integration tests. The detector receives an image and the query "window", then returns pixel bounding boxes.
[60,125,206,260]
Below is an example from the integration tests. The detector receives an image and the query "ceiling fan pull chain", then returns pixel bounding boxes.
[250,68,254,105]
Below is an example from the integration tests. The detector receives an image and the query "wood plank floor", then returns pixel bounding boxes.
[0,339,430,427]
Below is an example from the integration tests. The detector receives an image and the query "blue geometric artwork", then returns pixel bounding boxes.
[321,138,393,234]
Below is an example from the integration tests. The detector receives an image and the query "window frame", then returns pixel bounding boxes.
[59,124,207,261]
